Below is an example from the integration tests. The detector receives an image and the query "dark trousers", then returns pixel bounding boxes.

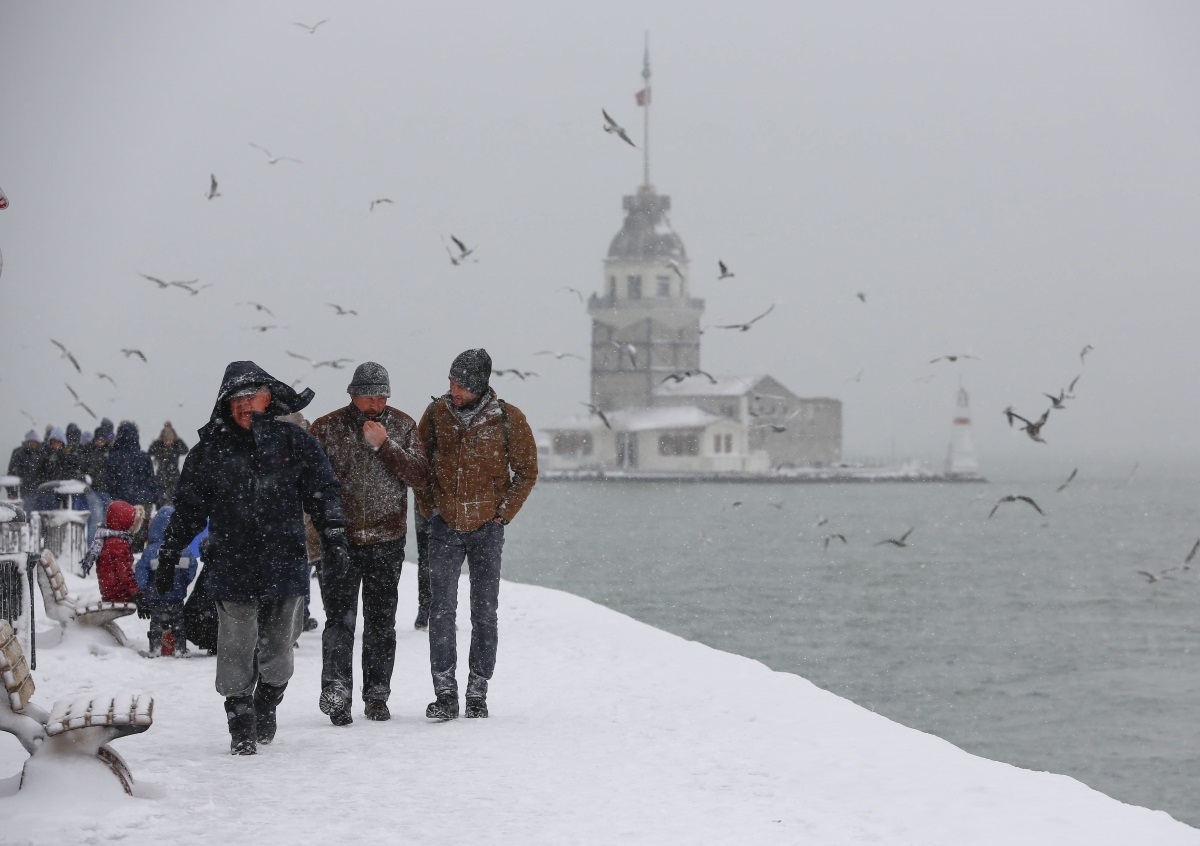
[321,537,405,703]
[148,600,186,652]
[415,511,431,616]
[428,515,504,699]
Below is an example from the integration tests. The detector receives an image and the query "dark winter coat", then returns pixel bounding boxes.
[162,361,345,603]
[37,444,80,485]
[75,441,110,488]
[136,507,197,603]
[415,391,538,532]
[101,423,160,506]
[148,437,189,504]
[95,500,141,603]
[309,403,429,545]
[7,444,41,490]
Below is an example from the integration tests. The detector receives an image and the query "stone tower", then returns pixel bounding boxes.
[587,41,705,412]
[588,185,704,411]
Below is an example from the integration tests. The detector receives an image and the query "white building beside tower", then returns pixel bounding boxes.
[541,48,842,475]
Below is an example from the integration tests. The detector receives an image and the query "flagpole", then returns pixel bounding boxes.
[642,32,651,188]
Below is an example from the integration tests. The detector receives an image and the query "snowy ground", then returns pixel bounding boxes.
[3,567,1197,845]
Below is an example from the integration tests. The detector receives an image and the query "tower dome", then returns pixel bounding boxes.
[607,184,686,261]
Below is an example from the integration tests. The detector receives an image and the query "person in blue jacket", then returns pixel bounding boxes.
[135,506,197,656]
[155,361,348,756]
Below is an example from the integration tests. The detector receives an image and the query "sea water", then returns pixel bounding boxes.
[501,474,1200,828]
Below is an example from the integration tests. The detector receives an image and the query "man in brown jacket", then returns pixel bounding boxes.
[309,362,429,725]
[415,348,537,720]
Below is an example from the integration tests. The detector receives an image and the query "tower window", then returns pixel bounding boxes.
[608,276,616,297]
[656,276,671,297]
[627,275,642,299]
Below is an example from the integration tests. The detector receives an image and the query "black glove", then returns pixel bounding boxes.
[155,548,180,595]
[135,592,152,619]
[322,528,352,583]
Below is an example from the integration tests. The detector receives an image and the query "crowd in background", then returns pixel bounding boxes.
[6,418,188,542]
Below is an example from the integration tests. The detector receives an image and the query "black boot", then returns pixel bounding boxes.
[225,695,257,756]
[319,684,353,727]
[464,697,488,719]
[254,679,287,744]
[426,693,459,721]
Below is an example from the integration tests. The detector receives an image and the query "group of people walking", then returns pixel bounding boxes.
[150,349,537,755]
[7,417,190,521]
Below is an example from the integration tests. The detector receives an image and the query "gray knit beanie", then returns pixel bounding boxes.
[347,361,391,397]
[449,348,492,396]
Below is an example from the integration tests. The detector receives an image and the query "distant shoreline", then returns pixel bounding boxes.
[540,469,989,484]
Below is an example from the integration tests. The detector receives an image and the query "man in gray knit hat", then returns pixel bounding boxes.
[309,362,429,725]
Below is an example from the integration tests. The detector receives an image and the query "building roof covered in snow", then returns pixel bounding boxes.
[607,185,686,261]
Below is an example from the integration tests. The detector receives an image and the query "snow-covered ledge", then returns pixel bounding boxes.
[1,568,1195,845]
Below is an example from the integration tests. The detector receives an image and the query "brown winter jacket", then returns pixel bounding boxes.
[309,403,429,545]
[414,392,538,532]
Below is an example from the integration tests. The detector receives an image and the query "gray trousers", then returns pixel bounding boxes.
[215,595,305,698]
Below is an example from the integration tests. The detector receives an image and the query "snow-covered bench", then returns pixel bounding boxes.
[35,550,136,646]
[0,619,154,795]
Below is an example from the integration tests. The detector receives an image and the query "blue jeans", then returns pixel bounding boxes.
[321,537,405,702]
[427,515,504,699]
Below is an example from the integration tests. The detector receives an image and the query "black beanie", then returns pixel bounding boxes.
[449,348,492,396]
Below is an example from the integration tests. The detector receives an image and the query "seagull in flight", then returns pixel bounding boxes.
[51,339,82,373]
[661,369,718,385]
[96,372,117,387]
[929,354,980,364]
[581,402,612,430]
[715,304,775,332]
[609,341,638,368]
[558,287,585,303]
[1080,344,1094,364]
[449,235,473,260]
[206,174,221,200]
[139,272,193,289]
[249,142,302,165]
[326,303,358,316]
[535,350,584,361]
[293,19,330,34]
[492,368,539,380]
[856,292,866,303]
[121,348,147,362]
[1003,407,1050,443]
[64,383,97,420]
[874,527,915,548]
[238,301,275,317]
[1055,468,1078,493]
[172,280,211,296]
[988,495,1045,518]
[823,533,847,550]
[717,260,735,280]
[369,198,393,212]
[666,259,685,280]
[286,351,354,369]
[1136,569,1173,583]
[1043,390,1068,410]
[601,109,637,148]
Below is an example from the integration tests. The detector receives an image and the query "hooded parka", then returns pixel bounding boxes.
[162,362,345,603]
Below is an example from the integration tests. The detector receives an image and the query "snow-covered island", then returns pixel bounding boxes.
[3,568,1196,845]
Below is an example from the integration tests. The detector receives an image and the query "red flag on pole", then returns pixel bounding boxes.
[635,87,651,107]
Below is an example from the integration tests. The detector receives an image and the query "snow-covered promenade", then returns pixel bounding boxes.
[4,568,1197,845]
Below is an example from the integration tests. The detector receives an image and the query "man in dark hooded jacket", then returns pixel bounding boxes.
[155,361,348,755]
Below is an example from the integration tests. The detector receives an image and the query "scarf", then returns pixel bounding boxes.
[80,527,134,577]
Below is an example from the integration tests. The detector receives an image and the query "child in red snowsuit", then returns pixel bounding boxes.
[82,500,147,607]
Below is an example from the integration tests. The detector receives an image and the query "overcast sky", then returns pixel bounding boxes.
[2,1,1197,478]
